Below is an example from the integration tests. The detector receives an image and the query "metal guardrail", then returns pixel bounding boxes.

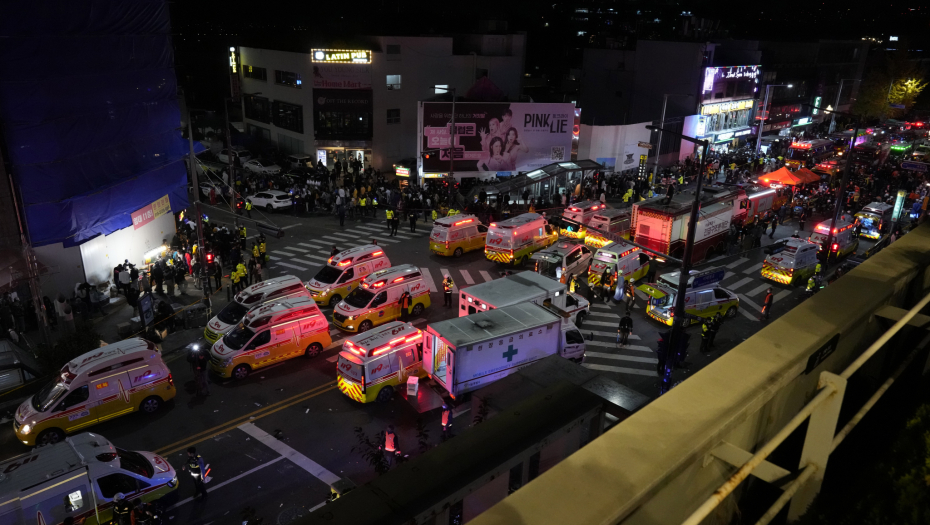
[681,289,930,525]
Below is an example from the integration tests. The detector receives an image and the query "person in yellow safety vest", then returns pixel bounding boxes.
[192,244,198,255]
[431,209,438,222]
[382,425,399,466]
[443,276,455,307]
[245,199,252,218]
[259,241,267,261]
[252,243,259,259]
[360,196,367,217]
[385,208,394,229]
[623,188,633,203]
[236,262,247,287]
[240,226,246,239]
[815,262,822,275]
[678,174,684,185]
[807,276,817,293]
[569,274,578,293]
[528,202,536,213]
[231,266,241,293]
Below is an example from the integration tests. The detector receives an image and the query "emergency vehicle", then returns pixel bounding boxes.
[429,214,488,257]
[332,264,431,332]
[458,271,590,327]
[585,208,632,248]
[335,321,424,403]
[0,433,178,525]
[632,185,747,264]
[485,213,559,266]
[14,339,175,446]
[425,303,586,398]
[530,241,593,283]
[785,139,835,169]
[209,297,332,380]
[638,267,739,326]
[587,241,651,288]
[808,219,859,260]
[761,238,820,285]
[739,185,789,224]
[204,275,310,343]
[855,202,893,239]
[305,244,390,306]
[559,200,608,240]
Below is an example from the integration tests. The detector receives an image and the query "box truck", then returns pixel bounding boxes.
[458,271,590,327]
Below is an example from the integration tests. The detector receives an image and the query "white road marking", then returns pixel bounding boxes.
[726,257,750,269]
[585,351,657,364]
[239,422,341,485]
[274,250,297,257]
[321,235,351,242]
[743,262,764,274]
[581,320,618,327]
[292,258,322,266]
[588,312,619,319]
[327,232,359,240]
[584,330,641,340]
[276,262,309,271]
[460,269,475,284]
[369,236,400,244]
[286,246,310,252]
[745,283,770,297]
[479,271,493,282]
[590,303,611,310]
[583,363,655,376]
[741,308,760,322]
[168,456,286,510]
[298,242,324,249]
[282,224,299,229]
[585,341,652,353]
[420,268,439,292]
[726,277,754,291]
[738,294,763,312]
[300,254,329,262]
[774,289,793,302]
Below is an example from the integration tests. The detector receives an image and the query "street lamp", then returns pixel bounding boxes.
[652,94,693,178]
[225,91,261,221]
[646,124,710,394]
[754,83,793,155]
[829,79,858,134]
[433,85,457,207]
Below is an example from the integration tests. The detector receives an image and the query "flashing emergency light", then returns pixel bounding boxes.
[832,244,839,251]
[490,223,497,227]
[372,251,383,256]
[205,252,214,264]
[373,281,385,288]
[338,260,351,267]
[392,276,405,283]
[791,142,812,149]
[454,219,473,226]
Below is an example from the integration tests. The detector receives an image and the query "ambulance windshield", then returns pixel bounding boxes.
[224,325,256,351]
[217,300,250,324]
[32,380,69,412]
[534,255,562,278]
[314,265,343,285]
[344,287,376,308]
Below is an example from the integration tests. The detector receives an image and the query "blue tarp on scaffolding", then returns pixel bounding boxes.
[0,0,190,247]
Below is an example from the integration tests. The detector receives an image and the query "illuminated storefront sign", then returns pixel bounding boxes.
[228,47,237,73]
[702,65,761,93]
[395,167,410,177]
[695,115,707,137]
[311,49,371,64]
[812,96,822,115]
[794,117,812,126]
[734,129,752,137]
[701,99,755,115]
[715,132,734,142]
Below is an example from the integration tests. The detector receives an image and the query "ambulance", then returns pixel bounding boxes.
[204,275,310,343]
[585,208,632,248]
[530,241,593,283]
[638,267,739,326]
[559,200,608,240]
[332,264,431,333]
[305,244,391,306]
[855,202,893,239]
[429,214,488,257]
[485,213,559,266]
[0,433,178,525]
[809,219,859,260]
[761,238,820,285]
[209,297,332,380]
[587,241,651,288]
[13,339,175,446]
[335,321,425,403]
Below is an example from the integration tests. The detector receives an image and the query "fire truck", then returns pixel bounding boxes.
[631,185,748,264]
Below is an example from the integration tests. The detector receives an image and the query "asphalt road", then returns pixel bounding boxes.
[0,200,867,525]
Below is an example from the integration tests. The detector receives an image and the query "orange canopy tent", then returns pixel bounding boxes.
[794,168,822,184]
[758,167,803,186]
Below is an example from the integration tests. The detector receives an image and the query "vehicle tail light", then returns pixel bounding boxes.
[168,373,174,387]
[668,307,675,317]
[832,243,839,251]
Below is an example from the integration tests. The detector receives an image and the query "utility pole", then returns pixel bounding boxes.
[829,79,857,134]
[652,94,692,179]
[755,84,793,155]
[183,90,207,286]
[449,88,456,208]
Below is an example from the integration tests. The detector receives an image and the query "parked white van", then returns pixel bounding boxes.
[204,275,310,343]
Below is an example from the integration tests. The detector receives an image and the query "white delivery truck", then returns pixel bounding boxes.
[424,303,586,398]
[0,433,178,525]
[458,271,590,327]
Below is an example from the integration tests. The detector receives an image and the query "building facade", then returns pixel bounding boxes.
[238,34,525,174]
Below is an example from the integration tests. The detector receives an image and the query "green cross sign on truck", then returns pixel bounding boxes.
[503,345,518,362]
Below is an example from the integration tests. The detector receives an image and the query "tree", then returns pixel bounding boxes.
[853,50,927,119]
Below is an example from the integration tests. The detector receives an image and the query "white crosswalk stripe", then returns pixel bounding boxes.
[327,232,359,240]
[420,268,439,292]
[292,258,323,266]
[479,271,493,282]
[585,351,657,364]
[774,289,792,302]
[581,320,617,327]
[274,250,298,257]
[584,330,641,340]
[368,236,400,244]
[725,277,754,291]
[588,312,619,319]
[745,283,770,297]
[286,246,310,252]
[585,341,653,353]
[583,363,655,376]
[738,294,763,312]
[276,262,309,271]
[590,303,612,310]
[726,257,750,269]
[743,262,764,274]
[298,242,324,249]
[460,270,475,284]
[321,235,351,242]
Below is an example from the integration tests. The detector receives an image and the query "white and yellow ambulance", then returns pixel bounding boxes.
[204,275,310,343]
[485,213,559,265]
[336,321,425,403]
[638,267,739,326]
[209,296,332,380]
[560,200,608,240]
[585,208,632,248]
[808,219,859,260]
[762,238,820,285]
[429,214,488,257]
[14,339,175,446]
[305,244,391,306]
[587,241,651,288]
[332,264,431,333]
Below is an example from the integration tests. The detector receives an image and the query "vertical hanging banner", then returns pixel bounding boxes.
[132,195,171,230]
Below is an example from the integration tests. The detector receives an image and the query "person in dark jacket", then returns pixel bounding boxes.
[618,312,633,346]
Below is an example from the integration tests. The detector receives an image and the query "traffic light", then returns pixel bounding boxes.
[205,252,214,264]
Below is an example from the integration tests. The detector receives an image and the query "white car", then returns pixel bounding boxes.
[249,190,292,211]
[199,181,227,198]
[216,148,252,165]
[243,159,282,175]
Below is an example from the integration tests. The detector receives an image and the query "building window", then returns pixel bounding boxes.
[247,124,271,144]
[387,109,400,124]
[273,101,304,133]
[277,133,304,155]
[244,95,272,123]
[387,44,401,55]
[275,70,302,88]
[243,65,267,81]
[387,75,401,90]
[315,111,371,139]
[434,85,449,94]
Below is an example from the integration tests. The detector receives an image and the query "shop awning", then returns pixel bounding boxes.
[794,168,822,184]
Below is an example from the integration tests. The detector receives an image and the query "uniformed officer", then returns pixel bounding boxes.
[708,313,722,348]
[360,196,367,217]
[442,276,455,308]
[760,288,774,321]
[806,275,817,297]
[385,208,395,235]
[815,261,822,276]
[569,274,578,294]
[245,199,252,218]
[181,447,208,500]
[700,318,713,353]
[112,493,133,525]
[259,239,267,262]
[398,290,411,321]
[236,261,248,287]
[231,266,241,293]
[382,425,399,466]
[252,242,259,259]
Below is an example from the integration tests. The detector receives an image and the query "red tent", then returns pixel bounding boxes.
[794,168,822,184]
[758,167,803,186]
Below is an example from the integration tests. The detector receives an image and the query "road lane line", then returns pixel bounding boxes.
[774,289,792,302]
[479,271,493,282]
[276,262,309,271]
[327,232,358,239]
[321,235,351,242]
[726,277,754,291]
[588,312,619,319]
[726,257,749,269]
[274,250,298,257]
[745,283,770,297]
[583,330,641,340]
[154,382,337,456]
[590,303,611,310]
[743,262,764,274]
[581,320,618,327]
[583,363,655,376]
[239,422,341,485]
[585,351,657,364]
[282,224,299,229]
[420,268,439,292]
[585,341,652,353]
[292,258,321,266]
[460,269,475,284]
[167,456,286,510]
[298,242,323,249]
